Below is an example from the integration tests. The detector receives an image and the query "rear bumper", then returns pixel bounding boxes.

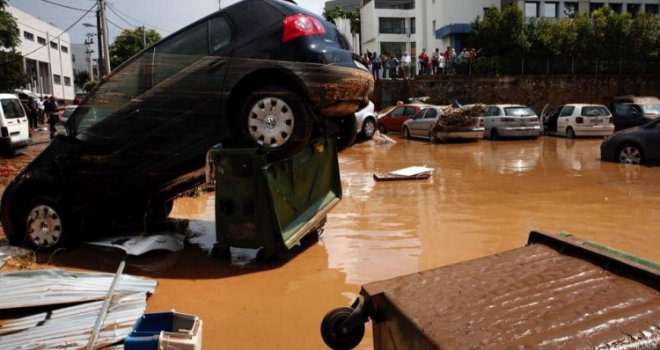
[497,126,541,138]
[0,136,29,152]
[303,64,374,118]
[435,129,483,140]
[575,125,614,137]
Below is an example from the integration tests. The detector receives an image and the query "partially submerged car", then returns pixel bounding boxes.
[609,96,660,132]
[1,0,373,250]
[600,117,660,165]
[543,104,614,138]
[482,104,540,139]
[355,101,376,140]
[377,103,428,134]
[402,105,483,143]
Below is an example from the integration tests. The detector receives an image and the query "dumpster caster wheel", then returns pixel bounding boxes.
[256,247,285,262]
[212,244,231,260]
[321,307,365,350]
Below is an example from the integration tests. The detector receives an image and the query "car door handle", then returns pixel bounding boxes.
[126,108,141,120]
[208,60,226,73]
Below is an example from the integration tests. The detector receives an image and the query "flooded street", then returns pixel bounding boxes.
[2,135,659,349]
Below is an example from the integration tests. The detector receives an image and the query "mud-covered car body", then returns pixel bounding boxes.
[0,0,372,248]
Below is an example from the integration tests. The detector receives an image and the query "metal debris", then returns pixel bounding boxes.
[85,233,186,256]
[0,269,157,309]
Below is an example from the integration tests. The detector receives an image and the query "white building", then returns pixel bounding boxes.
[7,6,75,102]
[360,0,497,65]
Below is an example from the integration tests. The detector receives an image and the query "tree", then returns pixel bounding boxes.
[73,69,90,90]
[323,6,360,34]
[628,13,660,60]
[109,27,161,69]
[83,80,98,92]
[0,0,27,91]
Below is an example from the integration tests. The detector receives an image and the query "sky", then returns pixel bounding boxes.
[9,0,325,55]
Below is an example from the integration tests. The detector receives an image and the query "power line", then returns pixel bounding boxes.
[106,17,129,32]
[106,4,136,28]
[38,0,91,12]
[106,2,172,33]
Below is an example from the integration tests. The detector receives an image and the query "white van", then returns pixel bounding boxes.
[0,93,30,155]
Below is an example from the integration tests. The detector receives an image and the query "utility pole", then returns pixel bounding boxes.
[84,33,95,81]
[100,0,111,75]
[142,26,146,49]
[96,0,111,77]
[95,5,104,76]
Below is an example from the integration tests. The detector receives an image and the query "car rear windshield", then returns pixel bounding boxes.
[1,99,25,119]
[504,107,535,117]
[641,104,660,115]
[581,106,610,116]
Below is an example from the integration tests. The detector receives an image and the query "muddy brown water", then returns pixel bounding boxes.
[1,135,659,349]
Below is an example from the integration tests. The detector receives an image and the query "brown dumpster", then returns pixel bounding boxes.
[321,231,660,349]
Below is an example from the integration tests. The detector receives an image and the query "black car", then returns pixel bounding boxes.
[1,0,373,250]
[609,96,660,131]
[600,118,660,165]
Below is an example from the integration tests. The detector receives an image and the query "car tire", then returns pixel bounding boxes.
[490,128,499,140]
[327,114,358,152]
[17,195,75,250]
[617,143,644,164]
[566,127,576,139]
[361,118,376,139]
[378,124,387,134]
[240,85,313,158]
[403,127,410,139]
[429,132,437,144]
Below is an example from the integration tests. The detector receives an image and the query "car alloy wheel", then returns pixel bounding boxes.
[248,96,295,148]
[362,118,376,139]
[378,124,387,134]
[403,127,410,139]
[24,197,66,250]
[618,144,643,164]
[566,127,575,138]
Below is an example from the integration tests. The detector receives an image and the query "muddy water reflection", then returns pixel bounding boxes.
[159,136,658,349]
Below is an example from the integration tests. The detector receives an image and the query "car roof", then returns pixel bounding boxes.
[563,103,608,108]
[490,104,528,108]
[0,93,20,99]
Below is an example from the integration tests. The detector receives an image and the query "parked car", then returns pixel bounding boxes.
[0,93,30,155]
[543,104,614,138]
[608,96,660,132]
[482,104,540,139]
[355,101,376,140]
[402,106,483,143]
[377,103,428,134]
[0,0,373,250]
[600,117,660,165]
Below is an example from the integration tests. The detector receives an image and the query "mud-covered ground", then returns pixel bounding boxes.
[1,134,659,349]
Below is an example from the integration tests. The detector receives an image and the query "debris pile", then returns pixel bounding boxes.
[371,131,397,146]
[432,105,484,132]
[0,269,157,349]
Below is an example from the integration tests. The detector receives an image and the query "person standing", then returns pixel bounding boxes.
[418,48,429,75]
[45,96,62,139]
[388,53,399,79]
[401,51,412,79]
[371,52,381,80]
[443,47,452,75]
[380,52,389,79]
[439,53,446,75]
[431,48,441,75]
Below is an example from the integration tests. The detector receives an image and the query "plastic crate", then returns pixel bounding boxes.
[125,311,202,350]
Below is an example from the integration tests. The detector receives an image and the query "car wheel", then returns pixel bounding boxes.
[566,127,575,139]
[617,144,644,164]
[403,127,410,139]
[429,132,437,144]
[490,128,499,140]
[20,195,73,250]
[362,118,376,139]
[240,85,313,158]
[378,124,387,134]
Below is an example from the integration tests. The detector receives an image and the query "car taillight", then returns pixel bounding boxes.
[1,127,8,137]
[609,117,613,124]
[500,117,515,122]
[282,14,326,43]
[576,116,584,124]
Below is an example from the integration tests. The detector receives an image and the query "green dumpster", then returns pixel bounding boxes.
[209,137,341,259]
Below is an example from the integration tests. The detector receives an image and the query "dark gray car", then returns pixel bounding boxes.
[600,118,660,164]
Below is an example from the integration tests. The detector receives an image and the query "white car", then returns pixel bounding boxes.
[543,104,614,138]
[0,94,30,155]
[355,101,376,140]
[482,104,541,139]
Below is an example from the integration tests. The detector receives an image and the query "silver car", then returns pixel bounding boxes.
[483,104,541,139]
[355,101,376,140]
[402,106,483,143]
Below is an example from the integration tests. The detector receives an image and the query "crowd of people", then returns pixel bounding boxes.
[23,95,64,139]
[361,46,481,80]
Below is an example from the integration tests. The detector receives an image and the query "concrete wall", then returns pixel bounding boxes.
[373,74,660,114]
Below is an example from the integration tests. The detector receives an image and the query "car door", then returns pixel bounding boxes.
[557,105,575,135]
[383,106,406,132]
[483,106,498,132]
[407,108,427,137]
[644,120,660,163]
[545,106,562,133]
[419,108,438,138]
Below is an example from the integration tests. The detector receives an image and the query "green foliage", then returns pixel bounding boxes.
[109,27,161,69]
[322,6,360,34]
[0,0,19,49]
[467,4,660,62]
[0,51,28,91]
[73,70,91,90]
[83,80,99,92]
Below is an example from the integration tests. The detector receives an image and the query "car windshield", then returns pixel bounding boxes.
[504,107,535,117]
[581,106,609,116]
[1,99,25,119]
[640,104,660,115]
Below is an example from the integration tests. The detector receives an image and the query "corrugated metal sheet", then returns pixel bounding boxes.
[0,269,157,309]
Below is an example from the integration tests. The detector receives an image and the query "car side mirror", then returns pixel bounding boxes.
[54,122,68,137]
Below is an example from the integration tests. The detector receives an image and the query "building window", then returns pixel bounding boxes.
[375,0,414,10]
[609,3,623,13]
[379,17,406,34]
[53,74,61,85]
[543,2,558,18]
[563,2,578,17]
[61,45,68,53]
[50,42,58,50]
[645,4,659,14]
[410,18,415,34]
[37,37,46,45]
[23,31,34,41]
[590,3,604,13]
[64,77,71,86]
[525,2,539,18]
[627,4,641,16]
